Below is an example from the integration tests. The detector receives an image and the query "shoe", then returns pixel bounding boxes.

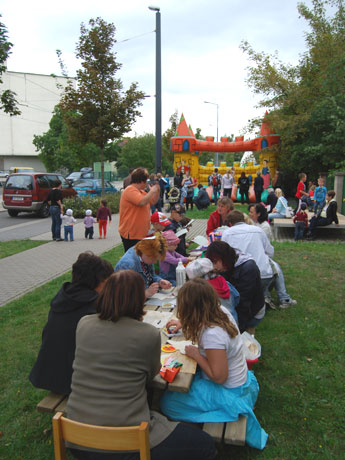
[56,238,64,242]
[265,297,277,310]
[279,299,297,309]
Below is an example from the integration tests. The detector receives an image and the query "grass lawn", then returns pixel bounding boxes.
[1,242,345,459]
[0,240,47,259]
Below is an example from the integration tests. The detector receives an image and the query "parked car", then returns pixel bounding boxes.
[2,173,77,217]
[66,168,94,184]
[73,179,118,197]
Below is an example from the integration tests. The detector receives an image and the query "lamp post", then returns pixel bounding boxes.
[204,101,219,166]
[149,6,162,173]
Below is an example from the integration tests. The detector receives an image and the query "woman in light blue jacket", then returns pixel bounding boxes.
[268,188,289,220]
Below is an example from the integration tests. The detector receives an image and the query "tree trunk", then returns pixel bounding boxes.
[101,148,105,195]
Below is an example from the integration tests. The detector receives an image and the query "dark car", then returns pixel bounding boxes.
[2,173,77,217]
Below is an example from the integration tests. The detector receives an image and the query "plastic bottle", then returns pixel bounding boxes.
[176,260,186,288]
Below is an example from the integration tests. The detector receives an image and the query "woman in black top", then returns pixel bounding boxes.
[238,172,250,204]
[307,190,339,239]
[47,179,63,241]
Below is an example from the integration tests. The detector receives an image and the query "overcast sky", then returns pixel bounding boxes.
[2,0,314,140]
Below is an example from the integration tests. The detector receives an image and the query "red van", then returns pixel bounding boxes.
[2,173,77,217]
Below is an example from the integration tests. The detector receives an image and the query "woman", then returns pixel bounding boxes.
[115,233,171,298]
[307,190,339,240]
[206,196,234,235]
[160,278,268,450]
[221,169,234,198]
[238,172,250,204]
[248,203,273,241]
[268,188,289,220]
[205,241,265,332]
[180,170,195,209]
[67,271,216,460]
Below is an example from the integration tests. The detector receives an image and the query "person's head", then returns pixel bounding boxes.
[100,199,107,207]
[299,173,307,182]
[177,278,238,343]
[135,233,167,264]
[256,170,261,176]
[327,190,336,201]
[318,177,325,187]
[217,197,234,217]
[54,179,62,189]
[226,169,230,175]
[157,172,162,179]
[275,188,284,198]
[198,184,203,190]
[170,204,185,222]
[185,169,191,177]
[72,252,113,291]
[150,211,171,231]
[241,172,246,178]
[165,173,169,178]
[97,270,145,322]
[66,208,73,216]
[248,203,268,224]
[214,168,218,173]
[300,203,307,211]
[310,184,316,191]
[85,209,92,216]
[162,230,180,251]
[267,187,274,194]
[205,241,238,273]
[149,173,156,182]
[224,210,245,227]
[131,168,149,188]
[186,258,214,280]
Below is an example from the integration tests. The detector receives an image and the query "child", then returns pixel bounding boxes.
[62,209,76,242]
[159,230,191,286]
[160,278,268,450]
[307,184,316,211]
[313,177,327,216]
[293,203,308,241]
[186,257,239,324]
[83,209,97,239]
[150,211,171,233]
[96,199,112,239]
[295,172,308,213]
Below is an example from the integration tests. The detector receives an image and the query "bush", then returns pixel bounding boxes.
[63,192,121,218]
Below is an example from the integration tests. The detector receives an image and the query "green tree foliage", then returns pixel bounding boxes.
[0,16,20,116]
[240,0,345,182]
[162,110,178,165]
[59,17,145,191]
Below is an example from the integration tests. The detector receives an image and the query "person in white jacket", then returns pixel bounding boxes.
[222,210,297,309]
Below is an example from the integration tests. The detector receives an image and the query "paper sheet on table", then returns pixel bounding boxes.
[143,310,173,328]
[176,228,188,238]
[192,235,209,247]
[151,292,174,300]
[167,339,196,354]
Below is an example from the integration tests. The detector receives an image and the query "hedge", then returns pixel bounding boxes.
[63,193,121,218]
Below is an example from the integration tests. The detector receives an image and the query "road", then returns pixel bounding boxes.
[0,210,51,241]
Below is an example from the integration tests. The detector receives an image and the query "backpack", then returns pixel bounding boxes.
[212,174,220,187]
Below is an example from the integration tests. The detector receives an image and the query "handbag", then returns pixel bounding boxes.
[280,197,293,218]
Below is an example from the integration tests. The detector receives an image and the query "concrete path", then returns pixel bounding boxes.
[0,216,208,307]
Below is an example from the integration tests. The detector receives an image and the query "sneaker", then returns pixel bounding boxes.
[265,297,277,310]
[279,299,297,309]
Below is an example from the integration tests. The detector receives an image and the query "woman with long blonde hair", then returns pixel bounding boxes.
[160,278,268,450]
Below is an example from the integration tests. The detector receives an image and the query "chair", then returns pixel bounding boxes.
[52,412,150,460]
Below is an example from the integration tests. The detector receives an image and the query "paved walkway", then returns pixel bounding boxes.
[0,217,208,307]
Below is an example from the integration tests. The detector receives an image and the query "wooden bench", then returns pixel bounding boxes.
[203,416,247,446]
[272,211,345,239]
[37,392,68,414]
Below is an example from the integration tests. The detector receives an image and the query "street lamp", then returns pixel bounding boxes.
[204,100,219,166]
[149,6,162,173]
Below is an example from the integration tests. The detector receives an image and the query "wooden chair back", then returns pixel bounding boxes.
[52,412,150,460]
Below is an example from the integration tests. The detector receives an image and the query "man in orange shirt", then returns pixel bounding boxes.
[119,167,160,251]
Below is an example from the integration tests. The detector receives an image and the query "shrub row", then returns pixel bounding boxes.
[63,192,121,218]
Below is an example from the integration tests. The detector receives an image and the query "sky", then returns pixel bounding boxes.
[1,0,314,140]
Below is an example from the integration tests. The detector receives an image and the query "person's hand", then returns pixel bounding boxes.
[166,319,182,333]
[151,184,160,194]
[146,282,159,298]
[187,256,196,262]
[272,208,277,213]
[185,345,200,360]
[159,279,171,289]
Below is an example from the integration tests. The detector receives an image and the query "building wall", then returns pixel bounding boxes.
[0,71,72,171]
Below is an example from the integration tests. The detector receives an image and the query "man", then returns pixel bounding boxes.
[206,196,234,235]
[47,179,63,241]
[254,171,264,203]
[119,167,160,252]
[222,210,296,309]
[209,168,222,204]
[193,184,210,210]
[123,168,134,189]
[29,252,113,395]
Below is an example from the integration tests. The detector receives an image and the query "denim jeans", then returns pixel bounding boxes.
[64,225,74,241]
[50,206,61,240]
[313,200,325,215]
[262,262,291,303]
[212,186,219,204]
[294,222,305,240]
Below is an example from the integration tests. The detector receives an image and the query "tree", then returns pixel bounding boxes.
[240,0,345,184]
[59,17,145,192]
[0,16,20,116]
[162,110,178,165]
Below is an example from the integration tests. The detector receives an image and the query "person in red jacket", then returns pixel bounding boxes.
[294,172,308,213]
[293,202,308,241]
[96,199,112,239]
[206,197,234,235]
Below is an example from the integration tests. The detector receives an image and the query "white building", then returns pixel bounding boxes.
[0,70,71,172]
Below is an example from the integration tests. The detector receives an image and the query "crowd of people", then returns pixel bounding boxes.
[29,166,340,458]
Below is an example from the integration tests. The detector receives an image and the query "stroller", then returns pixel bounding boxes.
[166,186,181,211]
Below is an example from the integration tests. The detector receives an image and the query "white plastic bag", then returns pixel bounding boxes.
[241,332,262,361]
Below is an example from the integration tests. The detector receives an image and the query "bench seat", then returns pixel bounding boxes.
[203,415,247,446]
[37,392,68,413]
